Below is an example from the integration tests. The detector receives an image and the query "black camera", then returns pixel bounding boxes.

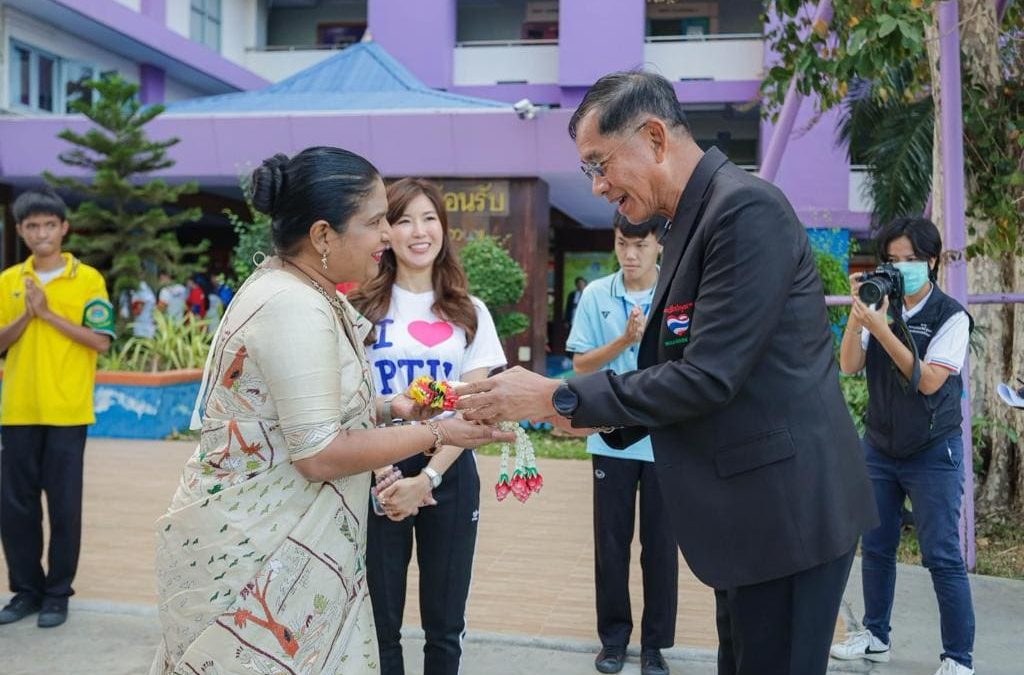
[858,263,904,305]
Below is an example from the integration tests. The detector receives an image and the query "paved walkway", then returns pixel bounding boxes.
[0,439,724,646]
[0,439,1021,674]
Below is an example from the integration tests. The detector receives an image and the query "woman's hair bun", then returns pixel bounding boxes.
[250,153,290,216]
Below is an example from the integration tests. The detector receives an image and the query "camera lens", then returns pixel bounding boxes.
[858,279,888,305]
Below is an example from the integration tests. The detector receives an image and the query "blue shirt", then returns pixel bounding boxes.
[565,270,655,462]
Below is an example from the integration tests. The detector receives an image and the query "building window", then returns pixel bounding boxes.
[456,0,559,43]
[14,45,31,107]
[191,0,221,52]
[7,41,98,114]
[316,23,367,48]
[64,63,96,111]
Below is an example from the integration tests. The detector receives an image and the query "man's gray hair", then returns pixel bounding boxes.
[568,70,690,140]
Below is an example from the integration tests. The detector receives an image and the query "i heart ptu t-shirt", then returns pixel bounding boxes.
[366,285,507,396]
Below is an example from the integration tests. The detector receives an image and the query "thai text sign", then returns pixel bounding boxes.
[441,181,509,216]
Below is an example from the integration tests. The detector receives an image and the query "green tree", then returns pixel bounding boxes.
[460,234,528,339]
[838,65,934,229]
[45,74,207,301]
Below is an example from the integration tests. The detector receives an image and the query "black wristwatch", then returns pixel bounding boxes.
[552,382,580,419]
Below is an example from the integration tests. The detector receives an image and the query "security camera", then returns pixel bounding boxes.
[513,98,538,120]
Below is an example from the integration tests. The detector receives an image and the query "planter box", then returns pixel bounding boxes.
[0,368,203,439]
[92,369,204,439]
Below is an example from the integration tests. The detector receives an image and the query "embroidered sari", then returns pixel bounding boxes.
[150,266,379,674]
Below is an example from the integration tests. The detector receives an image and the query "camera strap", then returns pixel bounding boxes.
[890,299,922,393]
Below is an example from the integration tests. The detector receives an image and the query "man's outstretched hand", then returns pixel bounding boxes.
[453,367,561,424]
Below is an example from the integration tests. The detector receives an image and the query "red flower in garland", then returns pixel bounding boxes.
[510,472,530,503]
[442,387,459,411]
[494,475,512,502]
[526,469,544,494]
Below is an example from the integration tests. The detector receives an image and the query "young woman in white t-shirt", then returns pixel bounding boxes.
[349,178,506,675]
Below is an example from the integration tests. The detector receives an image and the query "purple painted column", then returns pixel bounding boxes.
[140,0,166,24]
[937,0,975,569]
[996,0,1011,21]
[139,63,165,105]
[558,0,644,87]
[368,0,455,89]
[759,0,834,182]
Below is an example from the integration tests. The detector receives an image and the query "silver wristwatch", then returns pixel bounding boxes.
[422,466,442,489]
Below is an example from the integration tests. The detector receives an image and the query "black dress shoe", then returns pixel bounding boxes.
[0,594,41,625]
[641,649,670,675]
[595,646,627,674]
[37,599,68,628]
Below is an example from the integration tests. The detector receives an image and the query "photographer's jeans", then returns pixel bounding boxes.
[860,436,976,668]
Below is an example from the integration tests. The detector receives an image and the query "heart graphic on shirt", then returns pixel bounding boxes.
[408,320,454,347]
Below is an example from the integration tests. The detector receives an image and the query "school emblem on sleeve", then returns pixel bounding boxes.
[87,302,111,325]
[83,298,115,333]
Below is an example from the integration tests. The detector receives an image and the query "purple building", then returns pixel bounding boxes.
[0,0,870,371]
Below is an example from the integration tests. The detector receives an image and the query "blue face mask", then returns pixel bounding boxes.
[893,261,930,295]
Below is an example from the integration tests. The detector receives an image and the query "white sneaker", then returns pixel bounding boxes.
[934,658,974,675]
[830,629,891,663]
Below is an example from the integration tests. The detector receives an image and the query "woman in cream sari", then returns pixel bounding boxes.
[150,148,509,675]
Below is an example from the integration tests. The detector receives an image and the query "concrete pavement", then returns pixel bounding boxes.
[0,560,1021,674]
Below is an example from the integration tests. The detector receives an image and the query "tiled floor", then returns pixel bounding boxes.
[0,438,840,650]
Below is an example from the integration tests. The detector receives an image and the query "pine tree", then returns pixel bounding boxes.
[44,74,208,299]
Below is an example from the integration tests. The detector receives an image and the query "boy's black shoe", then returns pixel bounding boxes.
[641,649,670,675]
[594,646,626,674]
[37,598,68,628]
[0,594,41,625]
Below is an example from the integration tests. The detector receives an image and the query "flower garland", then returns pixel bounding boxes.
[405,376,543,503]
[494,421,543,503]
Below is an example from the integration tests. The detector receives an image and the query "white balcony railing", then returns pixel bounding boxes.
[242,45,344,82]
[453,40,558,86]
[643,33,764,82]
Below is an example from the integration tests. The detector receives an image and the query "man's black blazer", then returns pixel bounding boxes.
[570,148,878,590]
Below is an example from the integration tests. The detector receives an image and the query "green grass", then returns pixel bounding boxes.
[476,429,589,461]
[896,511,1024,580]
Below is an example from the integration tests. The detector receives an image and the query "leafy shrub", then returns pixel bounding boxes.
[99,311,213,372]
[461,234,528,339]
[840,373,869,435]
[813,246,852,354]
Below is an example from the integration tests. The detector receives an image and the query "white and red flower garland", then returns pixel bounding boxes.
[405,377,544,503]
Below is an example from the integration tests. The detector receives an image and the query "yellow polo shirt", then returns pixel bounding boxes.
[0,254,115,426]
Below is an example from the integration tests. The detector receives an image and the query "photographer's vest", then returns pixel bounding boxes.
[864,286,968,458]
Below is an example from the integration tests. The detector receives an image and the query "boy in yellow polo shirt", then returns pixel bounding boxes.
[0,190,114,629]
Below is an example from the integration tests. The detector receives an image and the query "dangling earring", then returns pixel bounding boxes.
[321,248,329,271]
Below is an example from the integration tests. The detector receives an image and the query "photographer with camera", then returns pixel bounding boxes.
[831,218,975,675]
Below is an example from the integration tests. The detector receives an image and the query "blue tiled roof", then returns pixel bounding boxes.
[164,42,508,114]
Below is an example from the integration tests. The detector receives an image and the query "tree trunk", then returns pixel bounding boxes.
[930,1,1023,515]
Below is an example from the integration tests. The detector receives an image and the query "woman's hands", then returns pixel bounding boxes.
[851,295,891,339]
[437,417,515,449]
[378,474,436,521]
[388,393,441,422]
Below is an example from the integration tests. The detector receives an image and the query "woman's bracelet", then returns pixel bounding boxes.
[424,419,445,456]
[381,395,398,427]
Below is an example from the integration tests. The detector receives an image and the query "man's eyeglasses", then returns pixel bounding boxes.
[580,123,648,181]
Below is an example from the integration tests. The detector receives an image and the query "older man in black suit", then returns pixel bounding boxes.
[455,71,878,675]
